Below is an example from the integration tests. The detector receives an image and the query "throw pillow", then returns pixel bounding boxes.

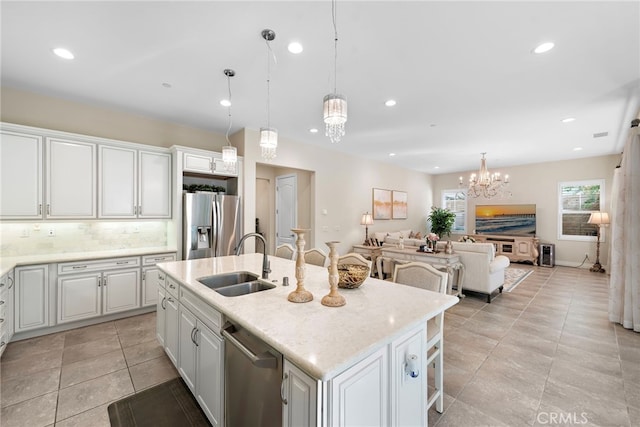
[399,229,412,239]
[374,232,387,242]
[413,232,422,239]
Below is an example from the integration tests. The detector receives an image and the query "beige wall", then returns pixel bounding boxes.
[241,129,434,255]
[1,86,228,150]
[433,155,619,267]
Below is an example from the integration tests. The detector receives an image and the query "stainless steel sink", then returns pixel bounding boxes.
[215,280,276,297]
[197,271,260,289]
[197,271,275,297]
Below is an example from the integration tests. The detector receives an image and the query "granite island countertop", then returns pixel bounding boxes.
[157,253,459,381]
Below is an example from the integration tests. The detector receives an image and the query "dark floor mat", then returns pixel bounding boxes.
[108,378,211,427]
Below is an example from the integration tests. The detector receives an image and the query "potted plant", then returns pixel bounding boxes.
[427,206,456,239]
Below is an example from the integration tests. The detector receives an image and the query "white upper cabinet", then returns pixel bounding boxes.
[99,145,137,218]
[183,149,238,177]
[99,147,170,218]
[0,130,43,219]
[138,151,171,218]
[46,137,97,218]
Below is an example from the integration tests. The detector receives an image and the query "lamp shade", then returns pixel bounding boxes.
[588,212,610,225]
[360,212,373,226]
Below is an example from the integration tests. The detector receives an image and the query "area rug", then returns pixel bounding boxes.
[108,378,211,427]
[503,267,534,292]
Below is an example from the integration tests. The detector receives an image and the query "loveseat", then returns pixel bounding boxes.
[435,241,510,302]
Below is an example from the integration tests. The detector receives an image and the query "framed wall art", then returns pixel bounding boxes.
[392,190,408,219]
[372,188,392,220]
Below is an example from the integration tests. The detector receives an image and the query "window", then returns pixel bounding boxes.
[442,189,466,233]
[558,179,604,241]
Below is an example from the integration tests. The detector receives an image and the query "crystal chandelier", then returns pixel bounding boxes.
[323,0,347,143]
[461,153,511,199]
[221,68,237,172]
[260,29,277,161]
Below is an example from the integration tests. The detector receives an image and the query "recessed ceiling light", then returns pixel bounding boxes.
[53,47,74,60]
[389,153,396,157]
[288,42,303,54]
[434,166,440,169]
[573,147,583,151]
[533,42,555,54]
[220,99,231,107]
[561,117,576,123]
[309,128,319,133]
[385,99,397,107]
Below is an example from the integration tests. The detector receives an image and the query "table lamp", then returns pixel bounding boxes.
[360,212,374,245]
[587,211,609,273]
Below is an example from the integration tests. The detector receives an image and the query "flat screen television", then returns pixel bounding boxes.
[475,204,536,236]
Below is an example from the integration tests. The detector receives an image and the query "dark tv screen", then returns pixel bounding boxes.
[475,204,536,236]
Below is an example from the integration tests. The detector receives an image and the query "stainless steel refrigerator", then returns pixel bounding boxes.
[183,192,242,260]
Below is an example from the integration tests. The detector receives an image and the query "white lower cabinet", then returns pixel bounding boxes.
[57,257,141,324]
[15,265,50,332]
[390,326,427,427]
[156,287,166,347]
[142,253,176,307]
[283,360,318,427]
[164,290,180,366]
[177,302,223,427]
[329,346,389,426]
[195,323,223,426]
[0,269,16,356]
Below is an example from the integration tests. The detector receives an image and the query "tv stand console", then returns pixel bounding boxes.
[472,234,540,265]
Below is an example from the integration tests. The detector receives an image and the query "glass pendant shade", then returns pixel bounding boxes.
[222,145,237,171]
[323,93,347,143]
[260,127,278,161]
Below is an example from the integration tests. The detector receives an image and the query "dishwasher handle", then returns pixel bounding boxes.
[222,322,277,369]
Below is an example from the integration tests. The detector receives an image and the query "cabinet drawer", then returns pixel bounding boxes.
[58,256,141,274]
[166,277,180,298]
[180,286,221,335]
[142,253,176,266]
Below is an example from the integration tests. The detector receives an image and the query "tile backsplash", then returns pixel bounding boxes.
[0,221,169,256]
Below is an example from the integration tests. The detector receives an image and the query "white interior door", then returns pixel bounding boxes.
[276,174,297,248]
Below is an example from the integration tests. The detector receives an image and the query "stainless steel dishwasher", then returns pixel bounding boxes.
[222,321,283,427]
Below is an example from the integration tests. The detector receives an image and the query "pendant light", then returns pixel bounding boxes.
[221,68,237,172]
[323,0,347,143]
[460,153,511,199]
[260,29,277,161]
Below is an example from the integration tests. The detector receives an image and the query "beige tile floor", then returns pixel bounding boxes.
[0,312,178,427]
[0,265,638,427]
[429,265,640,427]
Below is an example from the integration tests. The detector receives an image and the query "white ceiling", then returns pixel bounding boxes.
[2,1,639,175]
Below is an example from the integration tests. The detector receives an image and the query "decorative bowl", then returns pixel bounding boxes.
[332,264,370,289]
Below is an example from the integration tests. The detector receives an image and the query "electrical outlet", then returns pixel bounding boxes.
[133,225,140,233]
[48,228,55,237]
[584,252,589,258]
[20,228,30,238]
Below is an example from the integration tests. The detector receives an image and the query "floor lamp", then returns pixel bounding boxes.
[361,212,374,245]
[588,212,609,273]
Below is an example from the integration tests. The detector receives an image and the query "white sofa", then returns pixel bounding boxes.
[435,241,510,302]
[373,230,425,248]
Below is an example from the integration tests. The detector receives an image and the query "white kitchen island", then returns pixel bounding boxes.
[157,253,459,427]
